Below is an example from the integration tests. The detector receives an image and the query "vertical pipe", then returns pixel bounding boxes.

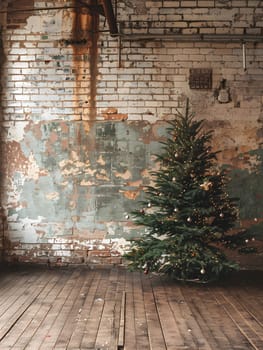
[118,23,122,68]
[242,42,247,71]
[115,0,118,23]
[101,0,118,35]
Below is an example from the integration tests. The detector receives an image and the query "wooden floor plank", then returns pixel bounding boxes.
[0,271,49,342]
[141,275,167,350]
[0,270,29,307]
[165,280,213,350]
[24,269,81,350]
[121,270,137,350]
[64,270,101,350]
[132,272,151,350]
[94,269,119,350]
[114,268,126,349]
[0,271,41,317]
[0,267,262,350]
[80,269,111,349]
[227,285,263,328]
[38,270,87,349]
[212,288,263,350]
[10,270,70,349]
[182,284,252,350]
[152,277,189,350]
[0,271,57,348]
[118,290,126,349]
[224,291,263,336]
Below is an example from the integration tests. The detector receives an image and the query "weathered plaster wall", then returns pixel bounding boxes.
[0,0,262,265]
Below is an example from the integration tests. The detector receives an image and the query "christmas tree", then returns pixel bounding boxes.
[126,104,254,282]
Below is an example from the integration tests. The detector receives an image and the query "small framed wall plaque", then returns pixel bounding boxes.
[189,68,212,89]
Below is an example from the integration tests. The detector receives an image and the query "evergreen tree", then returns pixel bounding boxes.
[126,105,254,282]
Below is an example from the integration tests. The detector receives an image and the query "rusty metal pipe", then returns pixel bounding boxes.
[101,0,118,35]
[118,33,263,43]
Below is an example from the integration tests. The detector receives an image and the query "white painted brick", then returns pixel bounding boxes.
[14,94,31,101]
[128,94,153,101]
[23,42,37,48]
[172,75,187,82]
[10,75,24,81]
[11,35,26,41]
[198,1,214,6]
[162,1,180,7]
[176,42,195,48]
[165,15,183,21]
[154,94,169,100]
[232,0,249,6]
[19,55,36,61]
[37,42,57,48]
[8,55,20,61]
[128,100,145,107]
[103,82,116,89]
[127,114,142,120]
[135,61,153,68]
[200,28,216,34]
[9,88,23,95]
[181,1,197,7]
[216,28,232,34]
[232,21,251,28]
[182,48,200,55]
[25,35,42,41]
[134,75,152,81]
[182,28,199,34]
[9,48,27,55]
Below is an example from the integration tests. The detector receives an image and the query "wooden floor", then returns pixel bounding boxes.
[0,266,262,350]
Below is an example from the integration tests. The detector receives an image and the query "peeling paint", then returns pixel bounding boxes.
[45,192,60,201]
[119,189,140,200]
[3,121,158,253]
[7,122,27,142]
[114,169,132,180]
[97,155,106,166]
[3,141,29,178]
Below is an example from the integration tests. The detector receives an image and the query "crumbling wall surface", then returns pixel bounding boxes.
[0,0,262,265]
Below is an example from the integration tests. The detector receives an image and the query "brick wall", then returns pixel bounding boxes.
[0,0,262,266]
[0,20,5,259]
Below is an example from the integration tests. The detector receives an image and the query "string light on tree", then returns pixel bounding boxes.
[200,180,212,191]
